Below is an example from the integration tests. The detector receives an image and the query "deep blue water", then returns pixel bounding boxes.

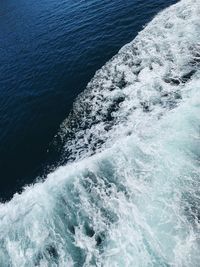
[1,1,200,265]
[0,0,178,201]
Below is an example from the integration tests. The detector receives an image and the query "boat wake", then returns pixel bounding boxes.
[0,0,200,266]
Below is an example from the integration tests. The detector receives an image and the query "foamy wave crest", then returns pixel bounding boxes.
[57,0,200,163]
[0,0,200,266]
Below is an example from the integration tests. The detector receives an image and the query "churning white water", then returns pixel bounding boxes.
[0,0,200,266]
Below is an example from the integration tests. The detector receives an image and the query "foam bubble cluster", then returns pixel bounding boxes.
[0,0,200,266]
[58,0,200,163]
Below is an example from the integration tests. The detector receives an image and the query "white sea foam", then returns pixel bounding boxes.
[0,0,200,266]
[58,0,200,163]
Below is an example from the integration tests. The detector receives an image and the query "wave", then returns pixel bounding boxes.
[0,0,200,266]
[57,0,200,164]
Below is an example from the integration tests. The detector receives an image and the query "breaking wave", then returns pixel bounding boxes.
[57,0,200,164]
[0,0,200,266]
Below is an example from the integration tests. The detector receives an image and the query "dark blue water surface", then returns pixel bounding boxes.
[0,0,178,201]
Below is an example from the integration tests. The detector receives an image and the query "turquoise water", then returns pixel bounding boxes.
[0,0,200,266]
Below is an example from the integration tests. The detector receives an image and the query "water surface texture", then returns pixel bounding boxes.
[0,0,200,266]
[0,0,177,200]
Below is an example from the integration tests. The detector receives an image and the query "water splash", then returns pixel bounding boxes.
[57,0,200,164]
[0,0,200,266]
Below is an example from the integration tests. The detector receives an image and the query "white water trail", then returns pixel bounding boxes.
[58,0,200,163]
[0,0,200,266]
